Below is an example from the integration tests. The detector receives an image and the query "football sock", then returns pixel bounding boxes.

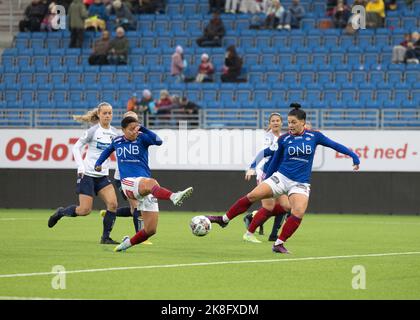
[248,207,271,233]
[278,215,302,242]
[226,196,253,220]
[102,210,116,239]
[130,229,149,245]
[62,205,77,217]
[151,185,173,200]
[116,207,132,217]
[132,209,140,233]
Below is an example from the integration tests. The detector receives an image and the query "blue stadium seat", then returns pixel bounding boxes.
[323,90,338,104]
[388,71,402,84]
[271,90,286,101]
[254,90,269,102]
[394,90,410,104]
[300,72,314,84]
[341,90,356,103]
[317,72,332,84]
[236,91,252,103]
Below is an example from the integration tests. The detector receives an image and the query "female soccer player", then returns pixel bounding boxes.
[48,102,121,244]
[207,103,360,253]
[101,111,153,244]
[243,113,291,243]
[94,116,193,252]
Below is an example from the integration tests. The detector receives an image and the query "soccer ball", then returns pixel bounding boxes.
[190,215,211,237]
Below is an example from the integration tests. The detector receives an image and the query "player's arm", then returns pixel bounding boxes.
[317,132,360,170]
[139,125,163,146]
[72,129,93,177]
[263,141,284,179]
[245,147,275,181]
[94,143,115,172]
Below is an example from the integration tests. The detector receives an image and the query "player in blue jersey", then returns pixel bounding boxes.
[47,103,121,244]
[207,103,360,253]
[94,116,193,252]
[243,113,291,243]
[99,111,153,244]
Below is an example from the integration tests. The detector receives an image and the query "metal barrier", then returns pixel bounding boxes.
[1,108,420,129]
[202,109,260,129]
[381,109,420,130]
[320,109,380,129]
[0,109,33,127]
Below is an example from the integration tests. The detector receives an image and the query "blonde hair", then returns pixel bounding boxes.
[266,112,282,132]
[123,111,139,120]
[73,102,112,123]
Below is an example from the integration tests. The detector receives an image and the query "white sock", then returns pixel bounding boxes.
[246,231,254,236]
[274,239,284,246]
[222,215,230,223]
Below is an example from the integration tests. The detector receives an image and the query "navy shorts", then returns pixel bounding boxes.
[76,175,112,197]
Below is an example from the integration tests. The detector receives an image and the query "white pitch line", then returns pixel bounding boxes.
[0,251,420,279]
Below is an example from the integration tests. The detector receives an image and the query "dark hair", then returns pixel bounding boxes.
[121,116,138,129]
[288,103,306,121]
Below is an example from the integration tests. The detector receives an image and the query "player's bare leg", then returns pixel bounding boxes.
[207,182,274,228]
[114,211,158,252]
[273,193,308,254]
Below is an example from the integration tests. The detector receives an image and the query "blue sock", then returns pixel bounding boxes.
[116,207,132,217]
[102,210,116,239]
[62,205,77,217]
[132,209,140,233]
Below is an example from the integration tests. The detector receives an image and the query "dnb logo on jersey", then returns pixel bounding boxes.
[288,142,313,156]
[117,144,140,157]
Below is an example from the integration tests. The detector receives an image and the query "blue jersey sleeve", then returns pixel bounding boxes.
[139,126,163,147]
[316,132,360,165]
[249,147,275,169]
[263,141,284,178]
[95,141,115,167]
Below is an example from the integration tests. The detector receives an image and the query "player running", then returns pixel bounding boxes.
[206,103,360,253]
[48,102,121,244]
[243,113,291,243]
[94,116,193,252]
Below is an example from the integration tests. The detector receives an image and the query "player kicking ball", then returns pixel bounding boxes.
[95,116,193,252]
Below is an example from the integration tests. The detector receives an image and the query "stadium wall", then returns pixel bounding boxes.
[0,169,419,215]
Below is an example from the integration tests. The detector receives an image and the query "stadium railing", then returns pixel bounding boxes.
[2,109,420,130]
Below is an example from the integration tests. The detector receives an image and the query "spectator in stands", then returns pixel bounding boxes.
[225,0,240,13]
[155,90,174,116]
[196,13,226,47]
[239,0,261,13]
[221,45,243,83]
[84,0,94,8]
[277,0,305,30]
[68,0,89,48]
[138,89,157,126]
[171,45,187,83]
[109,0,136,31]
[89,30,111,65]
[326,0,348,16]
[19,0,48,32]
[365,0,385,28]
[107,27,130,65]
[263,0,285,30]
[384,0,397,11]
[132,0,158,13]
[196,53,215,83]
[127,92,141,111]
[55,0,73,11]
[40,2,58,32]
[209,0,226,13]
[332,1,351,29]
[85,0,109,31]
[179,96,200,127]
[405,32,420,64]
[392,33,411,64]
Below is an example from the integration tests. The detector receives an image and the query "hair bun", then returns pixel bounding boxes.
[289,103,301,110]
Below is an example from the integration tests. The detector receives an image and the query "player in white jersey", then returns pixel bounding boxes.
[243,113,291,243]
[48,102,121,245]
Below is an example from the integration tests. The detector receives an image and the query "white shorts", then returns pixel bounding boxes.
[263,172,311,198]
[121,177,159,212]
